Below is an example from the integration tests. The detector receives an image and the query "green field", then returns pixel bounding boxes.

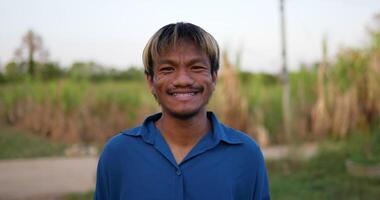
[269,142,380,199]
[0,126,67,159]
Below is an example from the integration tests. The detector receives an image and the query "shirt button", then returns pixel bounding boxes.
[176,170,182,176]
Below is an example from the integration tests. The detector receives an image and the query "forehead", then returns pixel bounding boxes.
[161,40,203,55]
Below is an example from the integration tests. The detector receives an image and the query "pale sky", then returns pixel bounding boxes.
[1,0,379,73]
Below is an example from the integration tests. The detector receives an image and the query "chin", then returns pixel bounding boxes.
[166,108,204,120]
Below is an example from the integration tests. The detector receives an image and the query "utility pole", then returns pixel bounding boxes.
[279,0,291,142]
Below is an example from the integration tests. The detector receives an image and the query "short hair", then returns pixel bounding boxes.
[142,22,220,77]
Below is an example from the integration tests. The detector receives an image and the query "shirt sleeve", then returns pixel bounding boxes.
[253,149,271,200]
[94,150,109,200]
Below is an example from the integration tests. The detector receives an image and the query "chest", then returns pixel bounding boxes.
[107,147,257,200]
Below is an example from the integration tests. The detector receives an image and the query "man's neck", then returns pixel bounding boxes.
[156,111,211,148]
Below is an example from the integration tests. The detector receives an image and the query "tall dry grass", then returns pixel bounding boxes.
[311,38,330,137]
[309,49,380,139]
[210,52,270,147]
[2,80,158,144]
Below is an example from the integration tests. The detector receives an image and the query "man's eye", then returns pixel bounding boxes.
[160,67,174,72]
[192,66,207,71]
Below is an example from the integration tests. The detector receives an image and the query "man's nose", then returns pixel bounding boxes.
[172,69,194,86]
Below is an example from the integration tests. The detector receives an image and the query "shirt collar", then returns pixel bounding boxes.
[123,112,243,145]
[207,112,243,144]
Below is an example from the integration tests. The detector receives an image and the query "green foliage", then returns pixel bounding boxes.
[371,30,380,50]
[2,59,145,83]
[238,69,317,139]
[94,81,144,108]
[4,61,28,81]
[68,61,103,81]
[290,67,317,106]
[269,140,380,200]
[0,126,67,159]
[346,129,380,165]
[0,72,5,84]
[329,49,370,92]
[68,62,144,82]
[37,62,64,80]
[0,81,29,109]
[63,191,94,200]
[60,81,88,112]
[240,73,283,137]
[119,67,145,81]
[369,14,380,50]
[0,79,155,118]
[240,72,279,86]
[3,61,65,82]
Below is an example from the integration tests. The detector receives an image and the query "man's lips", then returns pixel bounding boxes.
[167,88,202,100]
[167,88,202,94]
[172,92,196,97]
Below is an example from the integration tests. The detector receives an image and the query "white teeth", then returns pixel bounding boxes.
[173,93,195,97]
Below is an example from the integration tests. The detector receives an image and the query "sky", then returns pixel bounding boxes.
[1,0,380,73]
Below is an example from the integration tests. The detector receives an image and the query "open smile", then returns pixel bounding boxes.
[173,92,196,96]
[167,89,202,100]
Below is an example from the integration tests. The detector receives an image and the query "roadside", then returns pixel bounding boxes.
[0,157,97,200]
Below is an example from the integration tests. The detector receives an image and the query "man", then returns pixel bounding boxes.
[94,22,270,200]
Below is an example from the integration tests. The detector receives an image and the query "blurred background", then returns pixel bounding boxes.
[1,0,380,199]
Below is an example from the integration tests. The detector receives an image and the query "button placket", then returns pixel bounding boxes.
[174,166,184,200]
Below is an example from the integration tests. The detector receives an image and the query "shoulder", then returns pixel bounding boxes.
[221,124,264,158]
[101,126,142,155]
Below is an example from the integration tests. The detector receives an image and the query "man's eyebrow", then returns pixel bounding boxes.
[187,58,209,66]
[158,58,209,66]
[157,59,177,66]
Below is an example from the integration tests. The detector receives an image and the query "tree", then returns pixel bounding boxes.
[14,30,49,77]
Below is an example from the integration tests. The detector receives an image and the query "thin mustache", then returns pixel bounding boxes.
[167,86,203,93]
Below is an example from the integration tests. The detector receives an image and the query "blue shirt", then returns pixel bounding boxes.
[94,112,270,200]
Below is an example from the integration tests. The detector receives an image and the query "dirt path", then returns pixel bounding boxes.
[263,143,318,161]
[0,157,97,200]
[0,144,318,200]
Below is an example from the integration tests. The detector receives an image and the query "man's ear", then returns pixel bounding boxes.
[146,74,153,84]
[211,71,217,91]
[146,74,155,93]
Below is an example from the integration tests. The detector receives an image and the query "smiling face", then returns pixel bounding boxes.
[147,40,217,119]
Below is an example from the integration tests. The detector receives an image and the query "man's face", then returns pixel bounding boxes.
[147,40,217,119]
